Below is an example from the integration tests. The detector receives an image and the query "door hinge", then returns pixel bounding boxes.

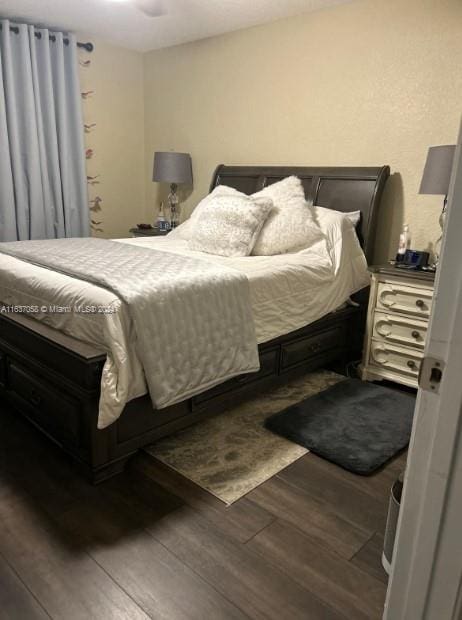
[418,356,445,393]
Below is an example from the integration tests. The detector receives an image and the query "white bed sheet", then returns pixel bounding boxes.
[0,216,369,427]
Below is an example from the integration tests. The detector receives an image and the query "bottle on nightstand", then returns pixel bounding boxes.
[396,224,410,263]
[156,202,169,232]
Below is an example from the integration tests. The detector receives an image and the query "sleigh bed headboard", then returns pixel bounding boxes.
[210,164,390,264]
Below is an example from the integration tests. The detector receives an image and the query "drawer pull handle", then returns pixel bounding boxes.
[415,299,425,308]
[376,320,392,336]
[407,360,417,369]
[29,389,42,407]
[411,330,421,339]
[308,343,322,354]
[380,293,394,307]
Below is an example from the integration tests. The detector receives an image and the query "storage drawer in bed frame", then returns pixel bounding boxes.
[281,325,344,370]
[192,346,279,407]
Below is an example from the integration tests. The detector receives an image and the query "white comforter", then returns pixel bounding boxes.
[0,215,369,428]
[0,237,260,418]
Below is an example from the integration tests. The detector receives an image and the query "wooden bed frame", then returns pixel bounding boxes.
[0,164,390,482]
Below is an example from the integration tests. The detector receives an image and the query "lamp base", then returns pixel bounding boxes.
[434,197,448,267]
[168,183,180,229]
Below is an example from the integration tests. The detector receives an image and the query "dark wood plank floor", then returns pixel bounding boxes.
[0,403,406,620]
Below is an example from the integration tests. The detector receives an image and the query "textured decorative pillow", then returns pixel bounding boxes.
[167,219,193,240]
[252,176,324,255]
[190,185,238,221]
[188,193,273,257]
[168,185,238,241]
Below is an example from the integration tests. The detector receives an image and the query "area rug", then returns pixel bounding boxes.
[144,370,343,505]
[265,378,415,475]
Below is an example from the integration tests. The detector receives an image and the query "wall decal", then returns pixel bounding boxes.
[89,196,103,212]
[91,219,103,233]
[79,45,104,235]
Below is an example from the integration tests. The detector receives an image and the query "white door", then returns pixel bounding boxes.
[384,122,462,619]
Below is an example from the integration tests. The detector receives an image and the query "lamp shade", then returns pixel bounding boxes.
[419,145,456,195]
[152,151,193,185]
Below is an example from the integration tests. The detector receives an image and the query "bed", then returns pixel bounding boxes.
[0,164,389,482]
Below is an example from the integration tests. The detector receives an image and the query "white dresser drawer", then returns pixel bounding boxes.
[370,340,423,379]
[376,282,433,318]
[373,311,428,349]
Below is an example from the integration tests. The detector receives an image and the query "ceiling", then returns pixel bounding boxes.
[0,0,352,52]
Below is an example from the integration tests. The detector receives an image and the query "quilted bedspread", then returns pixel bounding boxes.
[0,238,260,427]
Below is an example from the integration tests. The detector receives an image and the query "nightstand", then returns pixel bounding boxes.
[361,265,435,388]
[129,227,169,238]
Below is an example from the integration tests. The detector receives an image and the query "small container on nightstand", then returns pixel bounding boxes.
[360,265,435,388]
[129,227,169,238]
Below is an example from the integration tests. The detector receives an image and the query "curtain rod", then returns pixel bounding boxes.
[0,24,93,52]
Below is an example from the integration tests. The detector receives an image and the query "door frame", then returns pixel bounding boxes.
[384,121,462,619]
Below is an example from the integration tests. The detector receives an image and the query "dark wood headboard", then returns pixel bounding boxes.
[210,164,390,263]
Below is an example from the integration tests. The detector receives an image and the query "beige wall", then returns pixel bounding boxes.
[143,0,462,262]
[78,35,145,239]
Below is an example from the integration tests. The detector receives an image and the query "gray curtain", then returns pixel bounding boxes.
[0,20,89,241]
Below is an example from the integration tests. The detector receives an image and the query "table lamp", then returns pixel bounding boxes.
[152,152,193,228]
[419,144,456,261]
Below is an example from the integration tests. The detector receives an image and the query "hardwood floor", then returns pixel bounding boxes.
[0,402,406,620]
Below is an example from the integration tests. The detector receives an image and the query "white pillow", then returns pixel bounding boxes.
[167,219,193,240]
[312,206,364,271]
[188,192,273,257]
[314,205,361,229]
[346,210,361,227]
[168,185,237,241]
[251,176,324,255]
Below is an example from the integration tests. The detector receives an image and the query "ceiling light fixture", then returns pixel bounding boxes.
[107,0,166,17]
[134,0,165,17]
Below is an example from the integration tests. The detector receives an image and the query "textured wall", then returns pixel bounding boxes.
[143,0,462,262]
[78,35,145,239]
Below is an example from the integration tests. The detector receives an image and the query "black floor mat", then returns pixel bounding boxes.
[265,379,415,475]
